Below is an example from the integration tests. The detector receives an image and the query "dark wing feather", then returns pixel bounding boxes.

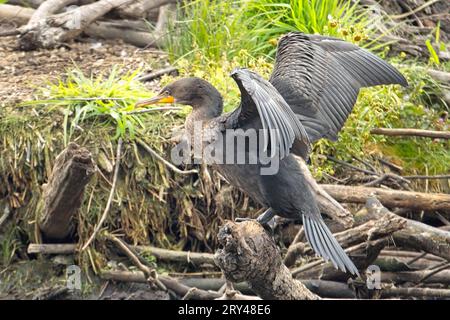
[270,32,408,147]
[228,68,311,159]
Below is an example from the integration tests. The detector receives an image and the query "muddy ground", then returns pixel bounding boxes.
[0,36,167,106]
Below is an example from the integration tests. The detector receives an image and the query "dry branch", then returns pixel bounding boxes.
[39,142,95,240]
[381,287,450,299]
[136,66,178,81]
[214,220,319,300]
[361,198,450,261]
[26,243,216,266]
[321,184,450,211]
[0,3,172,48]
[84,20,160,47]
[285,212,406,270]
[381,270,450,284]
[28,243,77,254]
[0,4,34,24]
[371,128,450,139]
[115,0,176,19]
[135,245,215,265]
[18,0,136,50]
[100,270,221,299]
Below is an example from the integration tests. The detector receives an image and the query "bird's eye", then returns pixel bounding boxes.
[164,90,171,96]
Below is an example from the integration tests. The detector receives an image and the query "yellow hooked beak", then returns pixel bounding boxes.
[135,94,175,107]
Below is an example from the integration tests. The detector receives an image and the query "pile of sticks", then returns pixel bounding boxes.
[0,0,178,49]
[26,141,450,300]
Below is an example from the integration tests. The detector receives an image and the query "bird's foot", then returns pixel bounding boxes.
[235,209,276,231]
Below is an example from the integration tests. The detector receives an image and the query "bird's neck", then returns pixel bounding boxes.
[186,96,223,130]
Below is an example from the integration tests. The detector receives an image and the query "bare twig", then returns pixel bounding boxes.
[126,106,183,114]
[136,138,198,175]
[403,174,450,179]
[371,128,450,139]
[136,66,178,82]
[391,0,441,20]
[0,206,11,230]
[81,138,122,250]
[381,287,450,299]
[107,233,167,291]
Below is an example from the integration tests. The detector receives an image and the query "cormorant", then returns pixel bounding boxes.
[136,32,408,275]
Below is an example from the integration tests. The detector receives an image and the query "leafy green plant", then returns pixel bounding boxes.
[246,0,378,55]
[425,21,448,66]
[165,0,264,64]
[22,67,155,144]
[1,226,21,266]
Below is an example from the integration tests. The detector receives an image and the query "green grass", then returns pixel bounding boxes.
[165,0,381,65]
[246,0,379,55]
[165,0,264,64]
[21,67,156,144]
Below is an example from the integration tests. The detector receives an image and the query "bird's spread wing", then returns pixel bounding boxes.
[228,68,311,159]
[270,32,408,147]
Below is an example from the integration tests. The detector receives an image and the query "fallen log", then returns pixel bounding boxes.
[381,287,450,299]
[84,20,161,48]
[39,142,95,240]
[18,0,137,50]
[102,271,356,299]
[380,250,445,262]
[381,270,450,284]
[285,211,407,269]
[371,128,450,139]
[0,4,34,25]
[100,270,221,299]
[115,0,176,19]
[361,198,450,261]
[427,69,450,84]
[0,3,171,48]
[214,220,319,300]
[320,184,450,211]
[26,243,216,266]
[28,243,77,254]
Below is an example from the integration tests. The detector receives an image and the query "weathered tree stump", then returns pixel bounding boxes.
[214,220,319,300]
[39,142,95,240]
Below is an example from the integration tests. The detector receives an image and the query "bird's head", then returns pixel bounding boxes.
[136,77,223,114]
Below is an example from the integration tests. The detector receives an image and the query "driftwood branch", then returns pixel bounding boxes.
[320,184,450,211]
[371,128,450,139]
[360,198,450,261]
[381,287,450,299]
[39,142,95,240]
[18,0,136,50]
[0,4,34,24]
[115,0,176,19]
[27,243,215,265]
[0,3,172,48]
[214,220,319,300]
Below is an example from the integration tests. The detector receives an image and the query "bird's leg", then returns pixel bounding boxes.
[235,208,275,226]
[256,208,275,225]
